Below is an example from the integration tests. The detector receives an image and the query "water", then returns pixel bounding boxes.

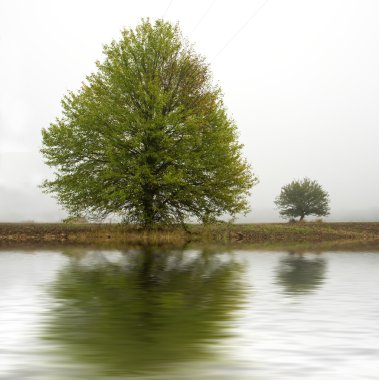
[0,246,378,379]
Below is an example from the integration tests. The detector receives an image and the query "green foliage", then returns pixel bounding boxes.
[274,178,330,221]
[41,19,256,227]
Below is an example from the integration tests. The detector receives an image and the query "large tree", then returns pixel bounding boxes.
[274,178,330,221]
[41,19,256,227]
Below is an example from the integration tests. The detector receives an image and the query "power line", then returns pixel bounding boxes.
[191,0,217,34]
[211,0,270,62]
[162,0,174,19]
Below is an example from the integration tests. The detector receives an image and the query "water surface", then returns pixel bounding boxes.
[0,246,378,379]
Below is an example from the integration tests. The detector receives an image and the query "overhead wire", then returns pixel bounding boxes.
[211,0,270,62]
[191,0,217,34]
[162,0,174,19]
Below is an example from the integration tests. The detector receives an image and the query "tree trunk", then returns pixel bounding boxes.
[299,214,305,222]
[142,185,155,229]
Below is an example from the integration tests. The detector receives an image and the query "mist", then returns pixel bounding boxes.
[1,0,378,222]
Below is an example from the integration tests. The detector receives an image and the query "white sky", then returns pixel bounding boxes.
[0,0,378,222]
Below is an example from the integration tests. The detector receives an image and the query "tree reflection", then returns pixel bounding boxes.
[43,246,245,376]
[276,253,327,294]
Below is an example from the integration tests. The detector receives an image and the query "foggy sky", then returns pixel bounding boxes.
[0,0,378,222]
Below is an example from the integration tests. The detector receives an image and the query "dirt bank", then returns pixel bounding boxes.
[0,222,378,246]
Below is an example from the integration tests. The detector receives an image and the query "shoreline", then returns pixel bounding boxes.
[0,222,379,246]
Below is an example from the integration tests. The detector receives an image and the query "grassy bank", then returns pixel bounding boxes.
[0,222,379,246]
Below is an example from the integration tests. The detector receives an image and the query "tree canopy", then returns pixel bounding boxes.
[41,19,256,227]
[274,178,330,221]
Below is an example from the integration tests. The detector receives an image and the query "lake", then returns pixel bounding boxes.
[0,246,378,379]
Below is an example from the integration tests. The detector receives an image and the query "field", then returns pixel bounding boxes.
[0,222,379,246]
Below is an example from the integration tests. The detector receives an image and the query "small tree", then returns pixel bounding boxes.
[41,19,256,227]
[274,178,330,221]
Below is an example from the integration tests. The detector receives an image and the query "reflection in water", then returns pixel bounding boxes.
[276,253,327,294]
[43,246,245,376]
